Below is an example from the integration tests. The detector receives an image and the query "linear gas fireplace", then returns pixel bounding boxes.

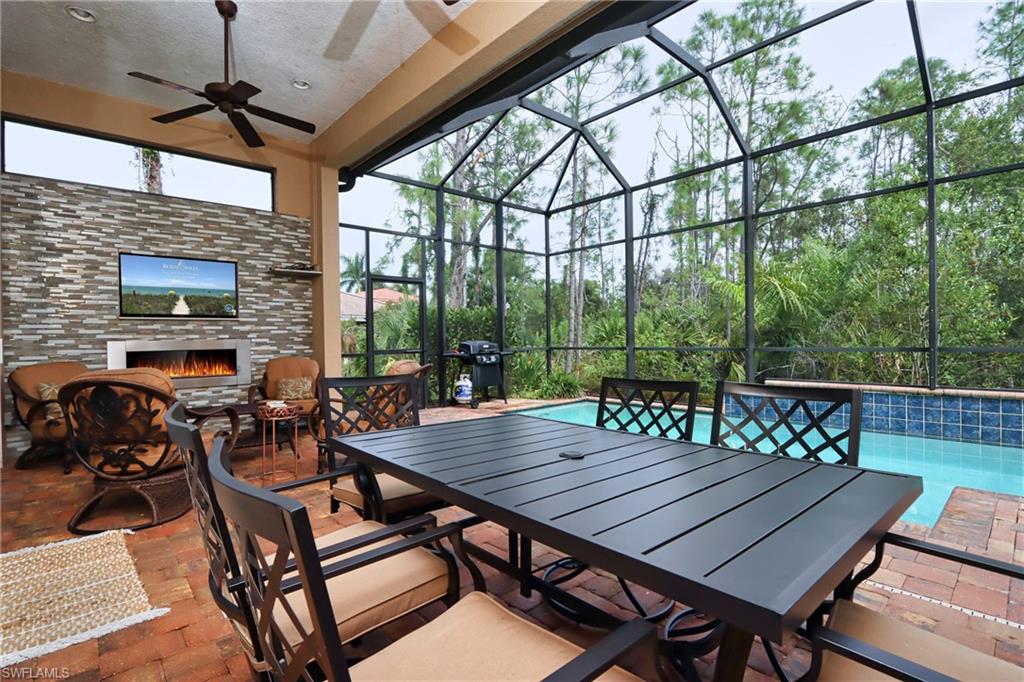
[107,339,251,389]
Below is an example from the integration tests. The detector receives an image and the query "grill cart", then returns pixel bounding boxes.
[444,340,511,409]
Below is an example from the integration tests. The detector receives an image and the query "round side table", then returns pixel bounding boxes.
[256,402,300,484]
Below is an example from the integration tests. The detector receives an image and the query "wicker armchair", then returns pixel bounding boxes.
[59,367,236,534]
[249,356,320,417]
[7,360,88,473]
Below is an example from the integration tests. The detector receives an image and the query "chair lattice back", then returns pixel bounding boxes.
[711,381,862,466]
[59,379,177,479]
[207,438,350,681]
[164,403,261,665]
[319,375,420,439]
[596,377,699,442]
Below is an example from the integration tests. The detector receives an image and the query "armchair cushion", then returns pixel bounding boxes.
[349,591,641,681]
[29,418,67,442]
[331,473,439,516]
[383,360,431,379]
[277,376,314,400]
[820,599,1021,681]
[76,367,176,394]
[264,357,319,400]
[274,520,449,646]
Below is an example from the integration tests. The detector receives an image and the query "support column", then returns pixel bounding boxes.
[624,190,636,378]
[743,158,756,381]
[311,164,341,376]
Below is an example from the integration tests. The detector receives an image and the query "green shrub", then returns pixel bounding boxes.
[525,371,582,400]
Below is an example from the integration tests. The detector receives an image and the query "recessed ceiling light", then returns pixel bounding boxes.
[291,79,311,90]
[64,6,96,23]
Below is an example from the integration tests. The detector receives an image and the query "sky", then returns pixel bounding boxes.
[0,1,1003,258]
[3,121,272,211]
[120,253,237,291]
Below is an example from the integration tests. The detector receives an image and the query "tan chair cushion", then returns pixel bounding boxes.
[9,361,88,423]
[332,473,439,515]
[264,357,319,400]
[277,376,314,400]
[75,367,176,395]
[350,591,641,681]
[275,520,448,646]
[29,418,67,443]
[383,360,430,379]
[821,599,1023,681]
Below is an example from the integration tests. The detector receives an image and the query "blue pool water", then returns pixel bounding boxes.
[517,401,1024,526]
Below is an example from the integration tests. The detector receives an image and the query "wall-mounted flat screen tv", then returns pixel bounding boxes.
[119,253,238,318]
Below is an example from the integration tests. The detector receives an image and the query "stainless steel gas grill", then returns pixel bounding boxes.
[444,340,510,408]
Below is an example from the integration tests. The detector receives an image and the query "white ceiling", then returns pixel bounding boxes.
[0,1,472,142]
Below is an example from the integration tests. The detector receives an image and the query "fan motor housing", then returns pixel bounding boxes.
[204,82,230,99]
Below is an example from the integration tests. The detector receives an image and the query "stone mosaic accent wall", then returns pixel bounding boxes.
[1,173,314,459]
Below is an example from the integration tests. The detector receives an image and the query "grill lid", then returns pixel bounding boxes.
[458,340,499,355]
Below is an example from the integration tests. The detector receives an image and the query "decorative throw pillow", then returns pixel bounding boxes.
[36,383,64,421]
[277,376,314,400]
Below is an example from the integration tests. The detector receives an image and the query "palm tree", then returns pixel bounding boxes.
[135,148,164,193]
[340,252,366,293]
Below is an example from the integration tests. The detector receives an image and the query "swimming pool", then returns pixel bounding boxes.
[517,401,1024,526]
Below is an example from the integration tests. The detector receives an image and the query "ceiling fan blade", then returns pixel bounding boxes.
[228,111,265,148]
[226,80,261,102]
[152,104,216,124]
[244,105,316,134]
[128,71,204,97]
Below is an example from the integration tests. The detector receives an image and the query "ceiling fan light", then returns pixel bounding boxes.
[291,79,311,91]
[64,5,96,23]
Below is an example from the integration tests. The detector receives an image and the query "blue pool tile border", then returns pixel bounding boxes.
[868,391,1020,446]
[720,390,1023,447]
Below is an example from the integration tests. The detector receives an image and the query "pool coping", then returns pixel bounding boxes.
[766,378,1024,400]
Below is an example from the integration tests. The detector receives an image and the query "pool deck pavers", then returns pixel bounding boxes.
[1,398,1020,680]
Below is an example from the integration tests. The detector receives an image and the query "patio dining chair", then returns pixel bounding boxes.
[543,377,700,625]
[165,402,461,679]
[709,381,862,465]
[319,373,446,523]
[666,380,863,681]
[803,532,1022,681]
[205,431,656,681]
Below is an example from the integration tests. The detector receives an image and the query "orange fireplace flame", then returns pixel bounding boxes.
[139,355,236,378]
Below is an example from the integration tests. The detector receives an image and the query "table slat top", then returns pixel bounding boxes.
[332,413,921,641]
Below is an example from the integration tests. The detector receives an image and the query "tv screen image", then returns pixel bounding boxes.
[119,253,238,318]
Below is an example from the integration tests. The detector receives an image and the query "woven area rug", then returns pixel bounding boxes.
[0,530,168,666]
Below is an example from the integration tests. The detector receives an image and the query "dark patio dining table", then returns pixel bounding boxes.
[330,413,922,682]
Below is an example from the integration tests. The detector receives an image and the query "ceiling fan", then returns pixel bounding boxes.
[127,1,316,148]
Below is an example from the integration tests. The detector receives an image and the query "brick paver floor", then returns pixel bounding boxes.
[1,398,1021,680]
